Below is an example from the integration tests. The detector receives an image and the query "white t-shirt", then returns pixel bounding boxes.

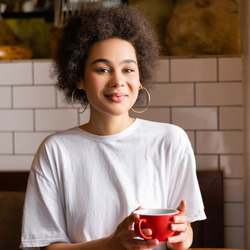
[20,119,206,249]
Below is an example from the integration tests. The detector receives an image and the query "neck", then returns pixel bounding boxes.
[80,112,135,136]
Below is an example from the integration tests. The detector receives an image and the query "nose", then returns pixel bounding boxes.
[108,71,125,88]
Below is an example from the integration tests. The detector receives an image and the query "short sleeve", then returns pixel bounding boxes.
[20,146,70,249]
[167,131,206,223]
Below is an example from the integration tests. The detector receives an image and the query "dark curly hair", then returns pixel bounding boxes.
[53,4,159,105]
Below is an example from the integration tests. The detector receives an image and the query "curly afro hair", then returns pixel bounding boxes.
[52,4,159,105]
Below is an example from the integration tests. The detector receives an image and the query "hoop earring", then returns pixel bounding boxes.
[71,88,87,114]
[130,85,150,113]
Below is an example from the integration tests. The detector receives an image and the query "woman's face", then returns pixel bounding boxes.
[80,38,141,118]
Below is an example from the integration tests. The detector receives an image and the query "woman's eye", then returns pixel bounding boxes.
[124,68,135,73]
[96,68,110,73]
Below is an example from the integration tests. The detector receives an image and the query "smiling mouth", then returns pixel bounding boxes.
[105,93,127,102]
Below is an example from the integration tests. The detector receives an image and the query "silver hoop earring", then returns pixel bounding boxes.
[71,88,87,114]
[130,85,150,114]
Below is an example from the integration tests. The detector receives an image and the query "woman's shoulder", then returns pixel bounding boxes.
[139,119,190,146]
[38,127,81,150]
[140,119,186,135]
[31,128,81,173]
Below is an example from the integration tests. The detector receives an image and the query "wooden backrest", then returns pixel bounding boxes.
[0,172,29,191]
[191,170,224,248]
[0,172,29,250]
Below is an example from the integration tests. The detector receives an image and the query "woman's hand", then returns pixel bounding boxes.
[166,200,193,250]
[107,207,159,250]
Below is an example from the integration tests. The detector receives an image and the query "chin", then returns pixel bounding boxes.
[103,108,129,117]
[108,111,129,117]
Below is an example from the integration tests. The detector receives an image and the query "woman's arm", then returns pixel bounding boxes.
[43,237,109,250]
[44,211,159,250]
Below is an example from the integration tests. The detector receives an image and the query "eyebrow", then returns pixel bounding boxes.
[91,58,137,65]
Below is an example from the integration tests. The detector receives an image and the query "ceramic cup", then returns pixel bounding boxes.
[134,208,180,242]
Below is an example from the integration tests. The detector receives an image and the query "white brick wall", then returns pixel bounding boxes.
[196,82,243,106]
[170,58,217,82]
[0,62,33,85]
[13,86,56,108]
[0,110,34,131]
[150,83,194,106]
[0,57,244,248]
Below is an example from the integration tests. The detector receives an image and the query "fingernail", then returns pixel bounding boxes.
[154,239,159,245]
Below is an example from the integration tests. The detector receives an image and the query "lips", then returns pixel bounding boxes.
[105,93,127,102]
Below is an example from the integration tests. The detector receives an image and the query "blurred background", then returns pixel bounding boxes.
[0,0,241,59]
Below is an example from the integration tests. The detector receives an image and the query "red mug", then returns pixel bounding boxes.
[134,208,180,242]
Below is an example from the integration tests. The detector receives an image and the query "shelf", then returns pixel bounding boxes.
[2,11,54,22]
[1,0,128,21]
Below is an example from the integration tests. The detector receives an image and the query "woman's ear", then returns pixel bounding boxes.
[77,80,84,90]
[138,81,142,89]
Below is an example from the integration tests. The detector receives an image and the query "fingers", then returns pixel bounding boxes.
[166,201,193,249]
[135,206,144,211]
[123,213,153,237]
[171,218,188,231]
[118,209,159,249]
[120,213,137,232]
[127,238,159,249]
[127,207,144,230]
[173,212,188,224]
[168,231,186,244]
[168,215,191,248]
[128,224,153,238]
[177,200,186,213]
[171,206,189,231]
[171,200,187,230]
[168,201,189,243]
[110,212,159,250]
[140,228,153,237]
[168,223,189,245]
[167,222,193,249]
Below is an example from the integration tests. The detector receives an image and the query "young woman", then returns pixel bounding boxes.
[20,5,206,250]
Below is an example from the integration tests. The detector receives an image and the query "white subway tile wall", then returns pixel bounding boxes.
[0,62,33,85]
[0,133,12,154]
[219,107,243,130]
[170,58,217,82]
[0,110,34,131]
[14,132,52,154]
[0,58,244,248]
[35,109,78,131]
[196,131,243,154]
[218,57,242,82]
[13,86,56,108]
[196,82,243,106]
[150,83,194,106]
[0,87,12,108]
[33,61,55,85]
[172,107,218,130]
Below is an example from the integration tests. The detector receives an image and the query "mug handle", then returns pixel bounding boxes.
[134,218,152,240]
